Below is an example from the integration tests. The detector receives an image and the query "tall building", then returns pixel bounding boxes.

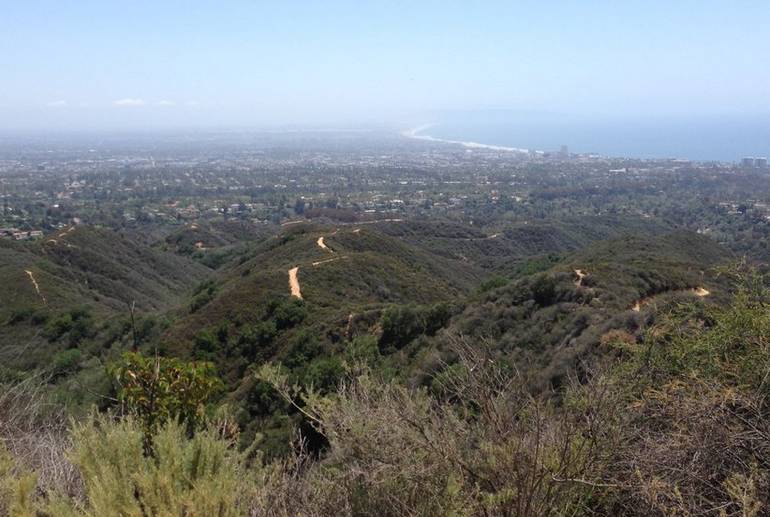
[559,145,569,159]
[741,157,756,167]
[756,157,768,168]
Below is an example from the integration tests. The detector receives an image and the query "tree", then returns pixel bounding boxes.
[294,197,306,215]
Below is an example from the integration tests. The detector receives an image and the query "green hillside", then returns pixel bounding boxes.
[0,220,738,458]
[430,231,733,390]
[159,220,276,269]
[161,223,480,359]
[0,225,209,397]
[375,215,673,273]
[1,225,208,316]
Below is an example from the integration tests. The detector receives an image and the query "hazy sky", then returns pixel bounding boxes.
[2,0,769,130]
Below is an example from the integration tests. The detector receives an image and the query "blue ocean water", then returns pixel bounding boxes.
[425,113,770,162]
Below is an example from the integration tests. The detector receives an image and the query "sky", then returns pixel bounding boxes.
[2,0,770,130]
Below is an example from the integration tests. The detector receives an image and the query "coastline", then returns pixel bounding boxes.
[401,124,530,154]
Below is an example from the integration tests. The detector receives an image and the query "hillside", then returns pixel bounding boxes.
[0,219,739,457]
[428,231,733,390]
[161,222,482,363]
[375,215,673,273]
[1,225,208,317]
[159,220,277,269]
[0,225,209,390]
[146,222,732,454]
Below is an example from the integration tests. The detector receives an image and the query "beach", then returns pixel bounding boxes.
[402,124,530,154]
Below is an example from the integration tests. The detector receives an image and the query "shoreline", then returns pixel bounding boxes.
[401,124,531,154]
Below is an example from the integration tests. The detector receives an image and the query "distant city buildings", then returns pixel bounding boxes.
[741,157,768,168]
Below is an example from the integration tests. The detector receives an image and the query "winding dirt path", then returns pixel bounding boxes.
[24,270,47,306]
[288,267,302,299]
[631,286,710,312]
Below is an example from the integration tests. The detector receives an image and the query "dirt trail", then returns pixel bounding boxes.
[574,269,588,287]
[24,270,47,306]
[46,237,75,249]
[693,287,710,297]
[631,286,710,312]
[48,226,78,247]
[317,236,332,252]
[288,267,302,299]
[354,218,404,225]
[312,256,348,267]
[345,312,355,339]
[58,226,76,237]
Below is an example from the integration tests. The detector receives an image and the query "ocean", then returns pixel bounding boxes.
[419,114,770,162]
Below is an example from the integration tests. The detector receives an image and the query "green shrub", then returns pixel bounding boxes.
[7,307,36,325]
[283,331,322,369]
[0,444,38,517]
[530,274,557,307]
[108,352,222,449]
[43,313,73,341]
[379,305,425,351]
[477,275,509,294]
[237,321,277,360]
[270,298,306,330]
[50,349,83,378]
[43,308,94,345]
[344,334,381,367]
[59,415,262,516]
[301,356,344,393]
[190,289,215,313]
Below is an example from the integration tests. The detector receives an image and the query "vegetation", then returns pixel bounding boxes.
[3,165,770,514]
[108,352,222,448]
[2,276,770,514]
[7,115,770,514]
